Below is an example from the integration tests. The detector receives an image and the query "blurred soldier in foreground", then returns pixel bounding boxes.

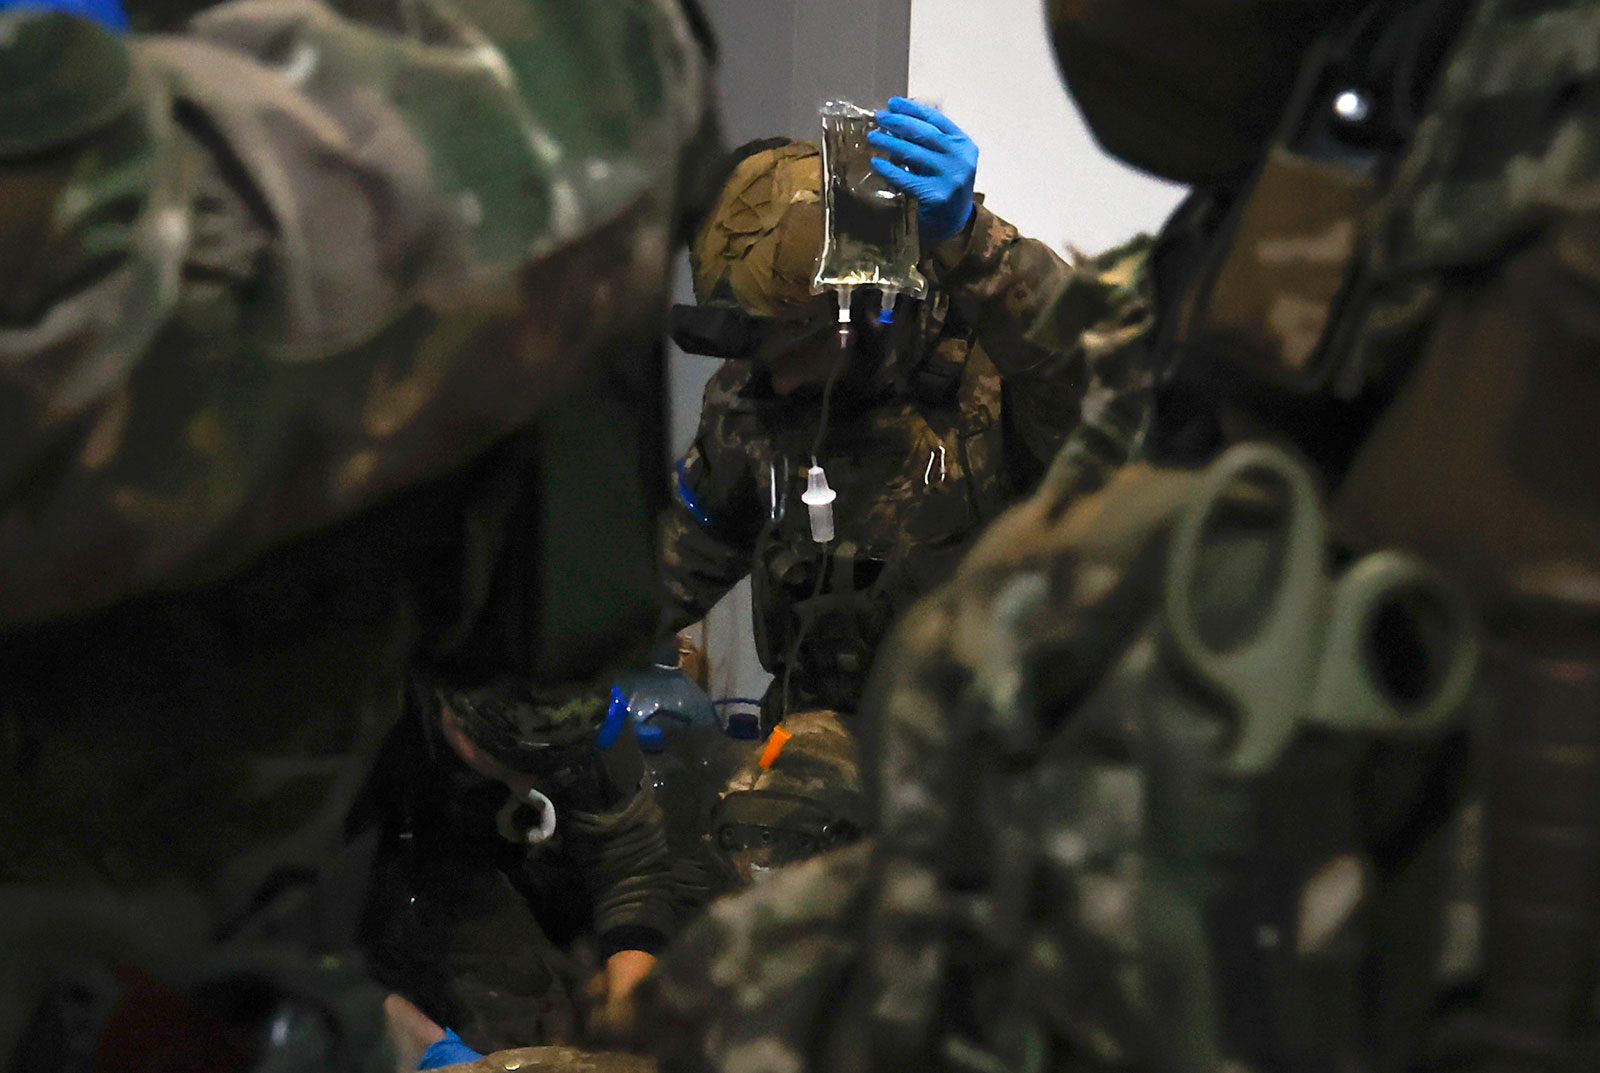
[643,0,1600,1070]
[0,0,716,1067]
[662,109,1151,724]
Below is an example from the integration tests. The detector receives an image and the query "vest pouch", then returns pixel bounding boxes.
[751,534,891,713]
[1176,144,1377,397]
[751,538,814,673]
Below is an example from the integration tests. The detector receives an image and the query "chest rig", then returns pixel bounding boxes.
[747,293,1011,717]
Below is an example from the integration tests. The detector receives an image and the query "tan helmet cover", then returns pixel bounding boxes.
[691,141,824,317]
[724,708,862,800]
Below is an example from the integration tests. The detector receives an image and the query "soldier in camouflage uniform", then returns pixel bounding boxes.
[644,1,1600,1071]
[0,0,717,1067]
[360,678,685,1054]
[662,123,1149,722]
[707,709,866,889]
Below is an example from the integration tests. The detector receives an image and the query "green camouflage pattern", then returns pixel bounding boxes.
[645,841,873,1073]
[711,710,865,886]
[0,0,716,1063]
[1387,0,1600,271]
[0,0,713,627]
[1025,233,1154,500]
[720,710,861,805]
[647,446,1481,1073]
[660,206,1147,714]
[1320,0,1600,414]
[649,0,1600,1070]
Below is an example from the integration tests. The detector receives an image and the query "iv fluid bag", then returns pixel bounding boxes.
[812,101,928,304]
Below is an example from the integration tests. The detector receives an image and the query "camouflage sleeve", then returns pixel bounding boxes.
[564,782,680,956]
[1024,235,1157,502]
[0,0,716,629]
[927,201,1080,465]
[642,841,875,1073]
[824,461,1218,1071]
[658,366,763,633]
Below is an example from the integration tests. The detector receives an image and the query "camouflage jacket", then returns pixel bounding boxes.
[646,446,1483,1073]
[362,690,682,1051]
[659,207,1150,715]
[0,0,715,629]
[0,0,715,1059]
[648,0,1600,1070]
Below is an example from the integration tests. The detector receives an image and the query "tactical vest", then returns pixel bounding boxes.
[1148,0,1600,1065]
[744,300,1014,718]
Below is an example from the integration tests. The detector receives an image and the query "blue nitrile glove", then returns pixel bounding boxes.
[419,1028,484,1069]
[868,97,978,246]
[0,0,128,31]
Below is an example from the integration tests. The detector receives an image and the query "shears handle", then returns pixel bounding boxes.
[1163,444,1331,771]
[1162,445,1477,771]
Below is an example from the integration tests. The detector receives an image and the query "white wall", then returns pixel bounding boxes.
[907,0,1184,256]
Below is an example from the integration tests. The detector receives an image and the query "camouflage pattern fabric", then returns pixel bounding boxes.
[647,445,1481,1073]
[1024,234,1154,502]
[710,709,866,886]
[646,841,874,1073]
[0,0,713,628]
[1328,8,1600,1059]
[719,710,861,805]
[661,207,1148,716]
[650,0,1600,1070]
[1385,0,1600,272]
[0,0,716,1065]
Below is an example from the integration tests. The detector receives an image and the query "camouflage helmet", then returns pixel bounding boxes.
[1047,0,1361,184]
[440,677,615,777]
[711,709,867,885]
[0,11,132,159]
[690,140,824,317]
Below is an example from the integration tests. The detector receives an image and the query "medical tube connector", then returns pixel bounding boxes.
[803,464,837,544]
[879,286,897,324]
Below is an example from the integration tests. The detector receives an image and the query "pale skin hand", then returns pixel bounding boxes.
[382,994,447,1073]
[587,949,659,1040]
[439,703,659,1038]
